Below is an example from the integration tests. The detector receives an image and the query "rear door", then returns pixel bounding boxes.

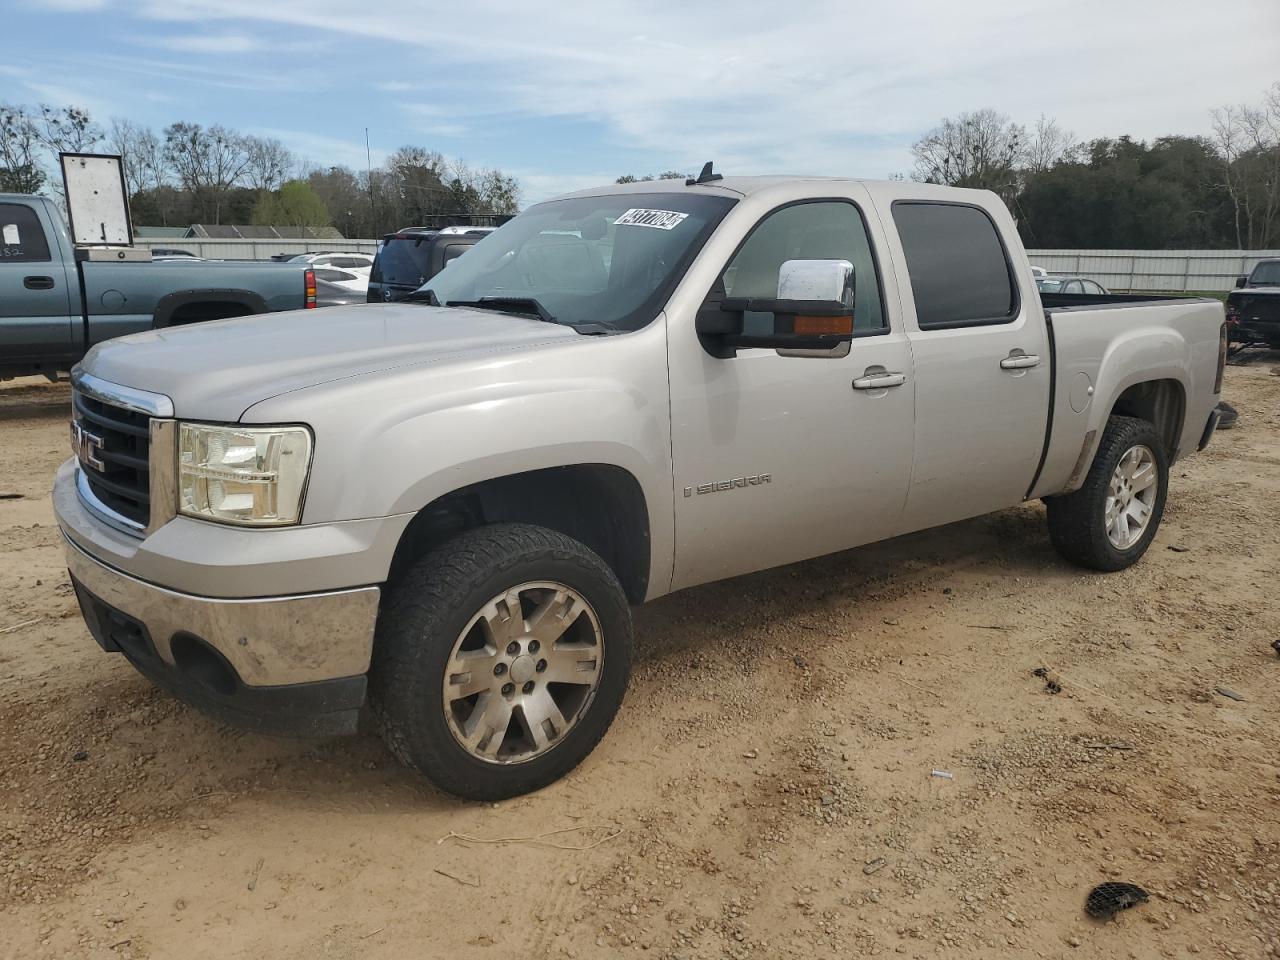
[884,198,1050,533]
[0,201,77,364]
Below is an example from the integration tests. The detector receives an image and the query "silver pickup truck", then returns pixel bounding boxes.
[52,175,1227,800]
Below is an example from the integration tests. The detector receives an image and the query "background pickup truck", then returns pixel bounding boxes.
[1226,257,1280,348]
[1,193,314,379]
[53,174,1227,802]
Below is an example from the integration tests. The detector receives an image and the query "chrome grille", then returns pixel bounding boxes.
[73,388,151,527]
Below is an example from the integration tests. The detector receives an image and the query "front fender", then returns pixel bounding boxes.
[243,320,676,595]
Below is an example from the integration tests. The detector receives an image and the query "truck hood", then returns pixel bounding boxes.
[81,303,581,421]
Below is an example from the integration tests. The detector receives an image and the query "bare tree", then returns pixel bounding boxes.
[1212,82,1280,248]
[163,122,249,223]
[36,104,102,154]
[1211,105,1248,248]
[478,168,520,214]
[912,109,1026,199]
[0,103,45,193]
[1025,115,1078,174]
[241,135,294,192]
[109,118,167,197]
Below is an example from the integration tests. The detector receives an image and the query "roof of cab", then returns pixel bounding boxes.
[558,175,873,201]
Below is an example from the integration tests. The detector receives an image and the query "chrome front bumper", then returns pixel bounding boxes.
[65,532,380,687]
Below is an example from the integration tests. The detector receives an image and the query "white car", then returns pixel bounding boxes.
[289,252,374,277]
[312,267,368,293]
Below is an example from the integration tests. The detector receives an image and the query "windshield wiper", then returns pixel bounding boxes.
[446,296,556,324]
[404,288,440,305]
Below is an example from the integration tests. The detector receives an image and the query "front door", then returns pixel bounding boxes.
[0,201,76,364]
[668,191,916,591]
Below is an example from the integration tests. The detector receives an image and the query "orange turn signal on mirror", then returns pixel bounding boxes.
[794,314,853,335]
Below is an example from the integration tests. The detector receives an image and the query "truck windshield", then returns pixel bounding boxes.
[1250,261,1280,286]
[422,192,737,331]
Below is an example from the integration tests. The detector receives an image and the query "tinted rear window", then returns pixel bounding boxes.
[892,201,1017,328]
[1250,261,1280,285]
[0,202,51,262]
[373,236,447,286]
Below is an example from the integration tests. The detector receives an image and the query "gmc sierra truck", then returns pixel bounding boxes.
[52,174,1227,801]
[1,193,315,379]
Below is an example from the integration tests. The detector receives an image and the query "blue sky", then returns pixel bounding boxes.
[4,0,1279,204]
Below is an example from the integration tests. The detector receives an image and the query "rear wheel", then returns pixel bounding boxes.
[370,523,632,800]
[1046,416,1169,572]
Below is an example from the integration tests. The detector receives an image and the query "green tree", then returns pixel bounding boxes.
[251,180,332,228]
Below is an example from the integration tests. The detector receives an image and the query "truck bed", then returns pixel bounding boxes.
[79,259,309,349]
[1029,295,1225,501]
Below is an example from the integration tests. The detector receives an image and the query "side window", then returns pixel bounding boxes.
[719,201,885,336]
[0,203,52,263]
[1064,280,1083,294]
[1083,280,1104,295]
[892,202,1017,329]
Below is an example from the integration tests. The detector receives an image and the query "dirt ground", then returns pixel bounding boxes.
[1,362,1277,960]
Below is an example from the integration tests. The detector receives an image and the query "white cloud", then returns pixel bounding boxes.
[251,127,388,172]
[22,0,1280,193]
[116,0,1278,169]
[143,33,262,54]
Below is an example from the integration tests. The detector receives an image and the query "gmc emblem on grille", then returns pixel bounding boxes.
[70,420,106,471]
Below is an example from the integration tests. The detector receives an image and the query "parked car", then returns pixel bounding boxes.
[1036,275,1110,295]
[312,277,368,308]
[367,220,508,303]
[288,252,373,275]
[312,267,368,294]
[1226,258,1280,348]
[0,193,315,380]
[54,175,1226,801]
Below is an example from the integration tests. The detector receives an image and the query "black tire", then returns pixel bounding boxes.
[1045,415,1169,572]
[369,522,632,801]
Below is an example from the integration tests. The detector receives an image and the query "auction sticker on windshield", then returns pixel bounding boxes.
[614,208,689,230]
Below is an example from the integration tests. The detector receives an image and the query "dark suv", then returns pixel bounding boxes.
[367,215,512,303]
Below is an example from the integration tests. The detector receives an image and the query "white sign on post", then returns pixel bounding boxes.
[59,153,133,246]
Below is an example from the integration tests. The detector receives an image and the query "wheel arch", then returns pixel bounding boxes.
[387,463,652,605]
[153,289,268,327]
[1107,378,1186,461]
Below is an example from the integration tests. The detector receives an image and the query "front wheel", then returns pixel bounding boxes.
[370,523,632,801]
[1045,415,1169,572]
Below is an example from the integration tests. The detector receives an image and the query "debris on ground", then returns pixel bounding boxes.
[1032,666,1063,694]
[1084,882,1150,919]
[1215,686,1245,702]
[0,493,23,500]
[1167,544,1190,553]
[862,858,887,875]
[930,769,954,780]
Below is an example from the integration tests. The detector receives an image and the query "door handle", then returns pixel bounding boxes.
[1000,354,1040,370]
[852,372,906,390]
[24,276,55,290]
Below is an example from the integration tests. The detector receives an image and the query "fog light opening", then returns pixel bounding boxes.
[169,633,239,697]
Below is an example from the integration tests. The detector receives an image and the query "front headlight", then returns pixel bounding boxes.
[178,423,312,526]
